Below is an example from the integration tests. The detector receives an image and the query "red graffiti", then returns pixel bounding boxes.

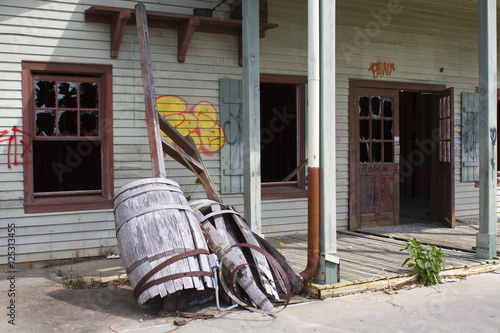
[368,61,396,79]
[0,126,31,169]
[380,176,394,202]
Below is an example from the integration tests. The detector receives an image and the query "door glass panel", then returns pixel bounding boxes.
[360,120,370,140]
[360,142,369,162]
[384,142,393,162]
[372,142,382,162]
[384,120,393,139]
[372,119,382,139]
[383,98,393,117]
[359,96,369,116]
[371,96,381,117]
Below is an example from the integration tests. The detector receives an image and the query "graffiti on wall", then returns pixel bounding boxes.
[157,95,225,156]
[368,61,396,79]
[0,126,30,169]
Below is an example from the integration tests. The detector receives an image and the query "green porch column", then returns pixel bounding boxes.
[477,0,498,259]
[242,0,262,234]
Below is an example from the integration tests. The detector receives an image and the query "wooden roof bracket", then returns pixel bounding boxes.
[178,16,201,63]
[110,10,131,59]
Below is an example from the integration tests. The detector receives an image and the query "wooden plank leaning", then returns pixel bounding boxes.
[135,2,166,179]
[135,3,220,202]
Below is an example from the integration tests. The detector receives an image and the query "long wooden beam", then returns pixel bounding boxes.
[136,2,166,178]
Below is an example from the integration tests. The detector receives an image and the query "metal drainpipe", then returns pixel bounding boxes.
[300,0,320,281]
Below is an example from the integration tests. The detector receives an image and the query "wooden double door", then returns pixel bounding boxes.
[349,83,455,230]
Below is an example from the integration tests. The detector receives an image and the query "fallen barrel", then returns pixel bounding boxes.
[113,178,213,308]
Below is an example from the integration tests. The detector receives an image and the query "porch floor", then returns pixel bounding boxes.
[267,218,500,298]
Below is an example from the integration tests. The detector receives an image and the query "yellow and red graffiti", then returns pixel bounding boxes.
[156,95,225,156]
[368,61,396,79]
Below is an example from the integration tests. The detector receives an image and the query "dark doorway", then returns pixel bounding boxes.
[399,92,433,223]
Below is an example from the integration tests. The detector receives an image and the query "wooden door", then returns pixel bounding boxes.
[431,88,455,227]
[349,88,400,229]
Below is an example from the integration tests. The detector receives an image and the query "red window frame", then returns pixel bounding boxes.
[22,61,114,213]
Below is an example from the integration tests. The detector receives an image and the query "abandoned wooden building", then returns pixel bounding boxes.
[0,0,498,285]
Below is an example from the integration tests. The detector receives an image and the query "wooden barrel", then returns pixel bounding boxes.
[114,178,213,307]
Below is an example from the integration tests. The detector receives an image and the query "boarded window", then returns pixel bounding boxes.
[219,78,244,194]
[461,92,479,182]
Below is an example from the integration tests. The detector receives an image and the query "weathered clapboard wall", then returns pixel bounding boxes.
[0,0,499,264]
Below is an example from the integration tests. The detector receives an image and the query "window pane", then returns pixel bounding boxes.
[359,96,369,116]
[35,110,56,136]
[35,81,56,108]
[372,119,382,140]
[371,96,381,117]
[58,82,78,108]
[372,142,382,162]
[383,98,393,117]
[58,110,78,136]
[80,111,99,136]
[80,82,99,109]
[33,140,102,193]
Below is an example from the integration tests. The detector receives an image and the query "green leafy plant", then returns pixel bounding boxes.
[185,178,203,202]
[400,237,447,286]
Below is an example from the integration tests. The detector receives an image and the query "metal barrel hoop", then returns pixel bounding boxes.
[133,248,212,300]
[219,243,291,314]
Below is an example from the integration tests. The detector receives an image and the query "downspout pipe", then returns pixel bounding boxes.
[300,0,321,281]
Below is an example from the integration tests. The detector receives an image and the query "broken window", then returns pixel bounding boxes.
[22,61,114,213]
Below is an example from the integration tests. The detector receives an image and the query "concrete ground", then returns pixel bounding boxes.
[1,258,500,333]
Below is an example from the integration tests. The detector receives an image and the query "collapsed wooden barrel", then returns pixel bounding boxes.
[114,178,213,308]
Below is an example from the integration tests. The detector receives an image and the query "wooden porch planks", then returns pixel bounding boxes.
[358,220,500,255]
[270,229,494,287]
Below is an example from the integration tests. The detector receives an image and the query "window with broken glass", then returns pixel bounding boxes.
[22,62,113,213]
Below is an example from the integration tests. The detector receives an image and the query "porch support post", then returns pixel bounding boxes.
[242,0,262,234]
[316,0,339,284]
[477,0,497,259]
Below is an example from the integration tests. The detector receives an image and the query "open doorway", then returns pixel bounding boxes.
[348,79,455,230]
[399,92,433,224]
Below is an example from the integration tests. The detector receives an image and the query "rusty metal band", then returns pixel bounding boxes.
[200,209,246,223]
[133,248,211,299]
[127,248,193,274]
[227,243,291,313]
